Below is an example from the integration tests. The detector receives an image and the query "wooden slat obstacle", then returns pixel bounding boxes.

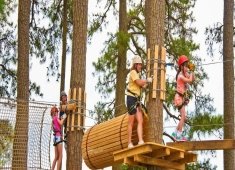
[146,45,166,101]
[60,88,86,131]
[82,114,140,169]
[113,142,197,170]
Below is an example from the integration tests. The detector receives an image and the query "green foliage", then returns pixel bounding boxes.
[93,101,114,123]
[186,159,217,170]
[120,163,147,170]
[205,23,223,57]
[188,112,223,138]
[92,33,118,98]
[0,0,73,97]
[0,0,5,16]
[0,119,14,166]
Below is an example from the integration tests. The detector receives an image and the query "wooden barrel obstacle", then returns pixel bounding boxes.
[81,114,141,169]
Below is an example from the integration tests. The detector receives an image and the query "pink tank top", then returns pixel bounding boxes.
[176,72,190,94]
[52,116,61,136]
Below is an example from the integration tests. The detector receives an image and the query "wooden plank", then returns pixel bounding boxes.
[134,155,185,170]
[77,87,82,129]
[71,88,76,131]
[167,139,235,151]
[83,92,86,127]
[152,147,171,158]
[66,89,71,132]
[178,154,197,163]
[160,47,166,100]
[146,48,151,102]
[147,48,151,78]
[60,103,76,112]
[164,151,184,161]
[124,157,140,167]
[152,45,159,98]
[113,144,153,161]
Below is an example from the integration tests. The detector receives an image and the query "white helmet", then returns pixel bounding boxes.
[132,55,142,65]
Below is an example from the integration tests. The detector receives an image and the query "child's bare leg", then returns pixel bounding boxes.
[136,107,144,143]
[177,106,186,132]
[128,115,135,145]
[56,144,63,170]
[52,146,59,170]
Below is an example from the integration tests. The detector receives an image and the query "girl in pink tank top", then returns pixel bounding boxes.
[51,106,66,170]
[172,55,195,141]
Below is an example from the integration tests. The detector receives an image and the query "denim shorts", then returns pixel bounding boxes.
[126,95,139,115]
[53,136,63,146]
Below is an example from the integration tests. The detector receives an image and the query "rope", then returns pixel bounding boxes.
[166,58,235,67]
[163,122,234,129]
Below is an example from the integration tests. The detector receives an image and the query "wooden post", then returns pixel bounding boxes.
[66,89,71,132]
[160,47,166,100]
[71,88,76,131]
[146,48,151,102]
[83,92,86,129]
[152,45,159,98]
[77,87,82,130]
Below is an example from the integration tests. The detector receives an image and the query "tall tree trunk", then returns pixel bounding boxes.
[223,0,234,169]
[12,0,31,169]
[67,0,88,169]
[60,0,68,92]
[145,0,165,169]
[114,0,128,117]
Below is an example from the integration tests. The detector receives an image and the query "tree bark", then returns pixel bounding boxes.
[12,0,31,169]
[60,0,68,92]
[67,0,88,170]
[114,0,128,117]
[223,0,235,169]
[145,0,165,169]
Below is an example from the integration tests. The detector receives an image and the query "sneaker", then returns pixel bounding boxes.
[171,132,181,141]
[138,140,145,145]
[180,136,187,141]
[128,143,134,148]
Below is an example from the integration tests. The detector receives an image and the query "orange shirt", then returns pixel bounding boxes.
[176,72,190,94]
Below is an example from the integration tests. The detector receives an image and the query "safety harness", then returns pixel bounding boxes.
[53,126,64,146]
[175,91,189,111]
[127,89,148,119]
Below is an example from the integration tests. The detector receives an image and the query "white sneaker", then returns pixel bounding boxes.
[128,143,134,148]
[138,140,144,145]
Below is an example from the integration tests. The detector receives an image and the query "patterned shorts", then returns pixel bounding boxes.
[53,136,63,146]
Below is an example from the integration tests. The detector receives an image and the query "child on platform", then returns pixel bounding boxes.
[172,55,195,141]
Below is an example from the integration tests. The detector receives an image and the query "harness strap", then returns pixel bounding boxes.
[176,91,185,97]
[175,91,190,110]
[127,89,140,99]
[53,140,64,146]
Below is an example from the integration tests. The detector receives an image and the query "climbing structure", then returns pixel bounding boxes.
[113,142,197,170]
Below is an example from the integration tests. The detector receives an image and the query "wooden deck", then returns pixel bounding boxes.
[167,139,235,151]
[113,142,197,170]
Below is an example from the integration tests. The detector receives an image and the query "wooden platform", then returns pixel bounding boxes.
[167,139,235,151]
[113,142,197,170]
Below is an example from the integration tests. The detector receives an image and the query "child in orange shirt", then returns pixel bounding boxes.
[172,55,195,141]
